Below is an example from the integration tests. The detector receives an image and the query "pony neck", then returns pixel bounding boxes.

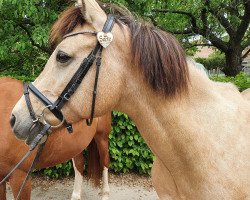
[116,63,216,166]
[116,63,250,197]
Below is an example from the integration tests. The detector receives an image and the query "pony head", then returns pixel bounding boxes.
[11,0,188,141]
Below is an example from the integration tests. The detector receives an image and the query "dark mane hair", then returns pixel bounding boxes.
[50,3,189,96]
[50,6,85,50]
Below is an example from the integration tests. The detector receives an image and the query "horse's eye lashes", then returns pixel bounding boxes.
[56,51,71,63]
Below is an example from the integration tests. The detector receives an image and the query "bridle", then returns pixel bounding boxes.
[28,14,115,131]
[0,15,115,200]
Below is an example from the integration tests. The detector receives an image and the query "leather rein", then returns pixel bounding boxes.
[0,15,115,200]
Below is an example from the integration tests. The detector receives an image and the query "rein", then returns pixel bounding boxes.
[0,126,50,200]
[0,83,51,200]
[0,15,115,199]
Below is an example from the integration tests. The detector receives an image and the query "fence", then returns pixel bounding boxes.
[208,68,225,77]
[208,67,250,77]
[243,66,250,75]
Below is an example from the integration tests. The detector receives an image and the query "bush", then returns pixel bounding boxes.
[36,72,249,178]
[42,161,73,178]
[35,112,154,178]
[1,71,249,178]
[211,73,250,91]
[195,52,226,70]
[109,111,154,174]
[0,74,35,82]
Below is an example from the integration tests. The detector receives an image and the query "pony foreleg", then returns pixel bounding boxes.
[0,178,6,200]
[94,113,111,200]
[101,167,110,200]
[71,154,84,200]
[94,132,110,200]
[152,158,179,200]
[9,170,31,200]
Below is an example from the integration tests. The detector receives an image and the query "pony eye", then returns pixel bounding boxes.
[56,51,71,63]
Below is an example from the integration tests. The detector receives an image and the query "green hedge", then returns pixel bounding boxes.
[109,111,153,174]
[211,73,250,92]
[1,72,249,177]
[0,74,35,82]
[42,162,73,178]
[195,52,226,70]
[40,111,154,178]
[39,73,250,178]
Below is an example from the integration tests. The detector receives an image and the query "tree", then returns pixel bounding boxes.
[1,0,249,77]
[149,0,250,76]
[0,0,70,77]
[103,0,250,76]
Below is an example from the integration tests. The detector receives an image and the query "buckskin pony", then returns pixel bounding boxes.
[242,88,250,101]
[0,77,111,200]
[10,0,250,199]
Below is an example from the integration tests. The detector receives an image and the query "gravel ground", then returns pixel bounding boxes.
[7,173,158,200]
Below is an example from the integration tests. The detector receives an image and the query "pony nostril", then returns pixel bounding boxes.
[10,114,16,128]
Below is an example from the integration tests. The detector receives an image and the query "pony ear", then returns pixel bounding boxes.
[77,0,107,31]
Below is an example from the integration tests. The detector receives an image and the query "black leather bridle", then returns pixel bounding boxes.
[28,14,115,132]
[1,15,115,200]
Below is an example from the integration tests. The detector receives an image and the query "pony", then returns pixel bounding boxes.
[0,77,111,200]
[242,88,250,101]
[10,0,250,199]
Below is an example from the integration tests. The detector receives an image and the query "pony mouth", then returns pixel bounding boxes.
[14,131,28,141]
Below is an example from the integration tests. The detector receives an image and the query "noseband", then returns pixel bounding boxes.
[26,15,115,132]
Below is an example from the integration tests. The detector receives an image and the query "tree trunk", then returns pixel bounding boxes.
[222,48,242,76]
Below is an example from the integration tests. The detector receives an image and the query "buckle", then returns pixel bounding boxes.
[32,118,39,123]
[63,93,70,101]
[66,125,73,133]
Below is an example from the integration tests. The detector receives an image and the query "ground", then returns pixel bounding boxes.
[7,173,158,200]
